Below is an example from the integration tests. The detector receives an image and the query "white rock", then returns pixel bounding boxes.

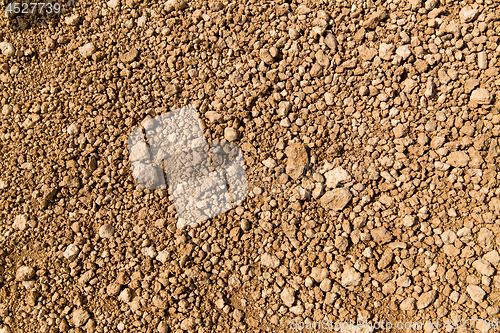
[471,88,492,104]
[324,92,335,106]
[289,305,304,315]
[278,101,292,117]
[262,158,277,169]
[320,188,352,211]
[180,317,195,331]
[310,267,329,282]
[65,13,80,26]
[261,253,280,269]
[441,230,456,245]
[119,288,133,302]
[379,43,394,60]
[99,224,115,239]
[478,51,488,69]
[224,127,238,142]
[402,215,415,227]
[288,28,300,40]
[459,6,479,23]
[483,250,500,266]
[107,0,120,8]
[0,42,15,57]
[141,246,157,258]
[16,266,35,281]
[396,45,411,60]
[67,123,80,136]
[467,285,486,303]
[63,244,80,261]
[472,259,494,276]
[341,267,361,287]
[280,287,295,307]
[400,297,416,311]
[78,43,95,58]
[73,308,90,327]
[417,290,437,309]
[477,228,494,251]
[325,167,351,188]
[13,214,28,231]
[156,251,170,263]
[165,0,187,13]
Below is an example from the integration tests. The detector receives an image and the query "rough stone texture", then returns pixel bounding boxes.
[341,267,362,287]
[16,266,35,282]
[470,88,492,104]
[280,287,295,307]
[417,290,438,309]
[320,188,352,211]
[285,143,309,180]
[325,167,351,188]
[467,285,486,303]
[2,2,500,331]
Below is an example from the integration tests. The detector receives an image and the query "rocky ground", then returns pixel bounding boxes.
[0,0,500,332]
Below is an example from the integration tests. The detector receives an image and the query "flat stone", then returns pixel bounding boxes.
[13,214,28,231]
[396,45,411,60]
[371,227,393,244]
[379,43,394,60]
[78,43,95,58]
[471,88,492,104]
[320,188,352,211]
[459,6,479,23]
[119,48,139,64]
[281,287,295,307]
[99,224,115,239]
[467,285,486,303]
[261,253,280,269]
[341,267,361,287]
[483,251,500,266]
[417,290,438,309]
[447,151,470,168]
[400,297,416,311]
[63,244,80,261]
[73,308,90,327]
[0,42,15,57]
[16,266,35,282]
[285,143,309,180]
[472,259,494,276]
[325,167,351,188]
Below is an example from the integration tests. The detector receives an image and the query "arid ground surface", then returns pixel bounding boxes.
[1,0,500,332]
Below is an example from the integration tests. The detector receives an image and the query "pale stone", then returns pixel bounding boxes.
[396,45,411,60]
[459,6,479,23]
[320,188,352,211]
[325,167,351,188]
[13,214,28,231]
[261,253,280,269]
[99,224,115,239]
[16,266,35,282]
[467,285,486,303]
[400,297,416,311]
[472,259,494,276]
[417,290,438,309]
[379,43,394,60]
[471,88,492,104]
[447,151,470,167]
[78,43,95,58]
[281,287,295,307]
[73,308,90,327]
[341,267,361,287]
[63,244,80,261]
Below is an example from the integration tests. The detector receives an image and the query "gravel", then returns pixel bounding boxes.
[1,0,500,331]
